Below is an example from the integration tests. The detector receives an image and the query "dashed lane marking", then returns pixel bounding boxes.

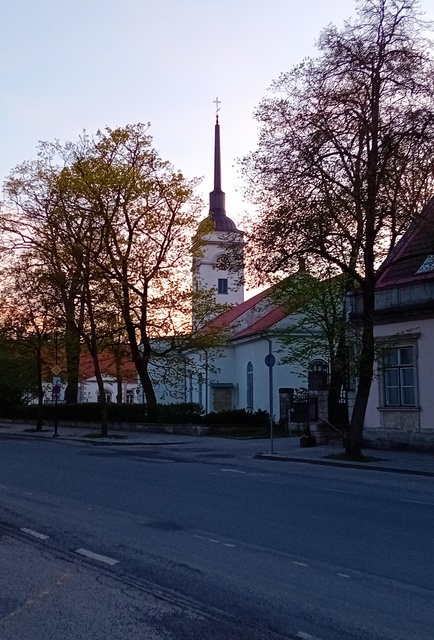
[292,561,308,567]
[75,548,119,566]
[220,469,246,474]
[296,632,323,640]
[193,534,236,548]
[323,488,359,495]
[337,573,350,578]
[20,527,49,540]
[400,499,434,506]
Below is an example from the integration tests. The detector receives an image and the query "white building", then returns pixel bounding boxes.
[358,196,434,450]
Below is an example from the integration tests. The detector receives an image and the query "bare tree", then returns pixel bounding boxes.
[241,0,434,456]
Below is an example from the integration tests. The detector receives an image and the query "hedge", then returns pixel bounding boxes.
[0,403,275,428]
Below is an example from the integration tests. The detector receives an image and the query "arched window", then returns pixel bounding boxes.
[247,362,254,410]
[308,360,328,390]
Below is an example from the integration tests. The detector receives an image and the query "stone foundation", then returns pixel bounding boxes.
[363,428,434,452]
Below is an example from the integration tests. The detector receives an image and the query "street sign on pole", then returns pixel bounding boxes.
[264,354,276,368]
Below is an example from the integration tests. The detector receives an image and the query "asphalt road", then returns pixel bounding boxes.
[0,435,433,640]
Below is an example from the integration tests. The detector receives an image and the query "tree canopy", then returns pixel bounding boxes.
[241,0,434,455]
[2,124,222,411]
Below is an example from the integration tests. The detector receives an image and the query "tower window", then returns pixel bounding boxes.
[218,278,228,294]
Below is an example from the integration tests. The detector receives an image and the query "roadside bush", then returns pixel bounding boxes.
[149,403,204,424]
[202,408,272,427]
[0,401,203,424]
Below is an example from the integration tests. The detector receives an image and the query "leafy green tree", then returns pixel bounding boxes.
[241,0,434,456]
[3,125,225,410]
[0,257,57,428]
[272,272,351,426]
[0,336,39,410]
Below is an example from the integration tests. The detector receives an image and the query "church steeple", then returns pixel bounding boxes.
[209,112,226,217]
[192,101,245,311]
[207,100,237,232]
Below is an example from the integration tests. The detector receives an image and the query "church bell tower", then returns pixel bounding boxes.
[193,102,244,308]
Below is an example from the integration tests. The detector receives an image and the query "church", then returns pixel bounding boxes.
[152,112,322,426]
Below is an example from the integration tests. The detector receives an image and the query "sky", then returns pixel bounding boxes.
[2,0,434,291]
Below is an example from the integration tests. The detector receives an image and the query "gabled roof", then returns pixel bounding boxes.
[79,351,136,382]
[376,196,434,288]
[233,306,288,339]
[208,287,270,330]
[207,277,301,341]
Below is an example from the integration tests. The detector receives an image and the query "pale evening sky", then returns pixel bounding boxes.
[2,0,434,292]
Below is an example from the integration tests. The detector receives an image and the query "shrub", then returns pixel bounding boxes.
[202,408,272,427]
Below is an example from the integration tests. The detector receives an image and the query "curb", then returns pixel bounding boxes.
[0,431,184,447]
[254,453,434,478]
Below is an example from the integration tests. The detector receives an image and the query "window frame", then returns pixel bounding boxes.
[217,278,228,295]
[378,336,419,410]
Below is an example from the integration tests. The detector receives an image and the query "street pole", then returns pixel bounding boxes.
[205,350,209,414]
[53,332,59,437]
[263,336,275,455]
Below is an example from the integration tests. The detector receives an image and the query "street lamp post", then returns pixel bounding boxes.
[263,336,276,455]
[51,332,61,438]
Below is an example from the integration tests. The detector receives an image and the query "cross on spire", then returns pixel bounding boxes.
[213,97,221,122]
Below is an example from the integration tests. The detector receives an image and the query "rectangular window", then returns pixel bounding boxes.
[218,278,228,294]
[383,345,415,407]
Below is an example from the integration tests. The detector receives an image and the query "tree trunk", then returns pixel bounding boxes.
[122,310,157,406]
[93,362,108,437]
[35,342,44,431]
[346,283,375,457]
[64,318,80,404]
[328,323,348,427]
[116,376,123,404]
[136,358,157,406]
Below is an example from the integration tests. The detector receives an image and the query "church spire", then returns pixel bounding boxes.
[209,98,226,217]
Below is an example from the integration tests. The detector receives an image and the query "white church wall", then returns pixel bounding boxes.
[232,336,305,418]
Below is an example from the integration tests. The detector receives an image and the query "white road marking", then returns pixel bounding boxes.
[323,488,358,495]
[20,528,49,540]
[193,534,236,548]
[292,561,308,567]
[220,469,246,474]
[337,573,350,578]
[400,499,434,506]
[296,632,323,640]
[75,548,119,566]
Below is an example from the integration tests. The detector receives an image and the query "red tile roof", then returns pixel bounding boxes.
[376,196,434,288]
[207,287,271,331]
[79,352,137,382]
[232,306,288,339]
[207,280,294,340]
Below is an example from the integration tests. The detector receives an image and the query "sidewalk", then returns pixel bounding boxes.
[1,420,434,478]
[255,441,434,477]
